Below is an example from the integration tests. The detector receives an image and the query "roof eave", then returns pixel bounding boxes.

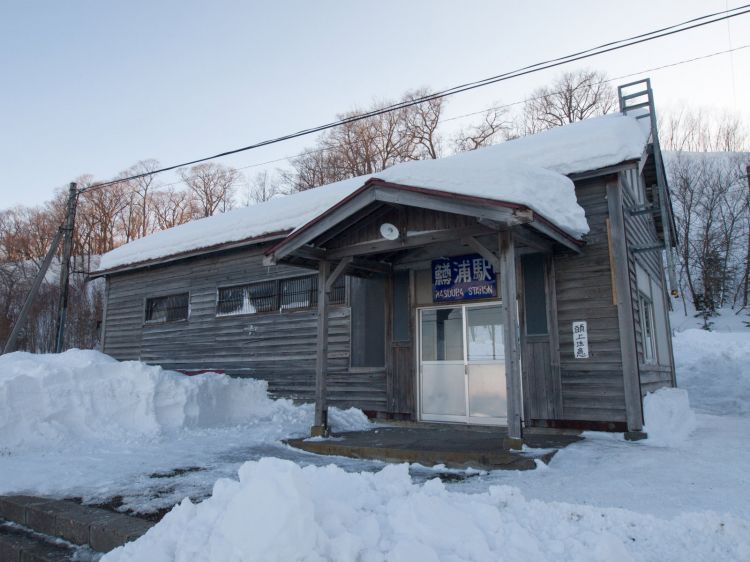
[264,178,584,264]
[90,230,291,278]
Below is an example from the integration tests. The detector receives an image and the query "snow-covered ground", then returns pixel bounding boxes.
[1,315,750,560]
[0,350,375,514]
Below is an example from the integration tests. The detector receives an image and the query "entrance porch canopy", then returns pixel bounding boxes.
[263,176,586,443]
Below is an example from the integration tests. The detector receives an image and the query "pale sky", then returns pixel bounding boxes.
[1,0,748,208]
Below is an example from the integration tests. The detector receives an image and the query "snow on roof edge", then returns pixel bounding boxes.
[98,113,648,272]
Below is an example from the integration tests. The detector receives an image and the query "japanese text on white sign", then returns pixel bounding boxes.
[572,321,589,359]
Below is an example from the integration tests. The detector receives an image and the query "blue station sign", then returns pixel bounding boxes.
[432,253,497,302]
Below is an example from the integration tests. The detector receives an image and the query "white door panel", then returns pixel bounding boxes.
[421,362,466,416]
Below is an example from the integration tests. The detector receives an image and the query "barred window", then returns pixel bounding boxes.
[145,293,189,323]
[217,274,345,316]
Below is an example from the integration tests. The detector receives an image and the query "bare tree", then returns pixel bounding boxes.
[125,159,161,238]
[453,106,513,152]
[152,186,200,229]
[243,170,282,205]
[520,69,616,134]
[668,151,750,317]
[178,163,240,217]
[283,89,446,192]
[403,89,444,159]
[660,107,748,152]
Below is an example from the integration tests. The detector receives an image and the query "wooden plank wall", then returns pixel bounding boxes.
[620,169,675,395]
[554,177,627,422]
[103,246,387,412]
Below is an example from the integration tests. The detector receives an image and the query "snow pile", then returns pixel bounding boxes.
[372,155,587,237]
[0,349,369,452]
[459,112,648,177]
[99,113,647,271]
[642,388,697,447]
[104,457,749,562]
[673,329,750,416]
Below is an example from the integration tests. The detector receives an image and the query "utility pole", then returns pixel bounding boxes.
[2,228,64,354]
[53,182,79,353]
[743,165,750,309]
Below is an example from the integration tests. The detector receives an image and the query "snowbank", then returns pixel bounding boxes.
[103,457,750,562]
[673,329,750,417]
[642,388,696,447]
[0,350,369,452]
[99,113,647,271]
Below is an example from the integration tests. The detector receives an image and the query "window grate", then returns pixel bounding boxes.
[217,280,276,315]
[145,293,189,323]
[217,274,345,316]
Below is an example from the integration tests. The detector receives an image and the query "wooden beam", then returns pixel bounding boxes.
[272,189,379,262]
[528,220,583,254]
[372,186,520,225]
[544,255,563,419]
[463,236,501,271]
[350,257,392,275]
[606,181,644,433]
[312,260,331,437]
[499,230,523,447]
[315,203,391,247]
[325,257,352,292]
[326,225,492,259]
[512,227,554,254]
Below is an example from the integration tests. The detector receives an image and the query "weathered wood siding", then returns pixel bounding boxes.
[554,176,627,422]
[620,168,675,395]
[103,246,387,412]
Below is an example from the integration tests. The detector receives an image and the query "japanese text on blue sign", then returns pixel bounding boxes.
[432,254,497,302]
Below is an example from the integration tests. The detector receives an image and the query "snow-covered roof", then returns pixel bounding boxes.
[98,113,649,272]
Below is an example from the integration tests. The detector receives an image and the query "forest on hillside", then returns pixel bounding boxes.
[1,70,749,352]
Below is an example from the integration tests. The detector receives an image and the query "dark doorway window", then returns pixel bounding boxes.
[350,276,386,367]
[392,271,411,342]
[521,254,548,335]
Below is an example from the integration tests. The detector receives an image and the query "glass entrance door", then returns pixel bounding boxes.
[419,304,507,425]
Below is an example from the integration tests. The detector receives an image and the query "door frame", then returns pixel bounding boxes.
[416,301,507,426]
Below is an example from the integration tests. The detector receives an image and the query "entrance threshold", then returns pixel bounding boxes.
[286,424,581,471]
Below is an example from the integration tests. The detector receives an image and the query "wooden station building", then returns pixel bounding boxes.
[95,81,677,444]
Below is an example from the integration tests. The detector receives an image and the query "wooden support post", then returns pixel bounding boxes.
[312,260,331,437]
[54,182,79,353]
[607,181,645,436]
[499,230,523,449]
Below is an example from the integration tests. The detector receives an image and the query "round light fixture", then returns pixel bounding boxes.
[379,222,400,241]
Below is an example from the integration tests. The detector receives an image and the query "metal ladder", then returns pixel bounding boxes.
[617,79,678,297]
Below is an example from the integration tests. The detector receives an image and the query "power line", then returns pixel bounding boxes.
[78,4,750,194]
[190,43,750,179]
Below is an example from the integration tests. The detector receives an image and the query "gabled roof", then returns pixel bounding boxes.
[97,113,649,274]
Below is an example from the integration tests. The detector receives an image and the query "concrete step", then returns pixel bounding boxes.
[0,495,154,557]
[0,520,82,562]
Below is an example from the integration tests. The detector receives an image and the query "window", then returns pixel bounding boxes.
[639,292,656,364]
[521,254,548,336]
[350,276,386,367]
[392,271,411,342]
[217,274,345,316]
[145,293,189,323]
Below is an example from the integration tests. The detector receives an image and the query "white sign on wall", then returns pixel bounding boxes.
[573,321,589,359]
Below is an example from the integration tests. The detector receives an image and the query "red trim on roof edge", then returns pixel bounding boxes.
[93,229,292,277]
